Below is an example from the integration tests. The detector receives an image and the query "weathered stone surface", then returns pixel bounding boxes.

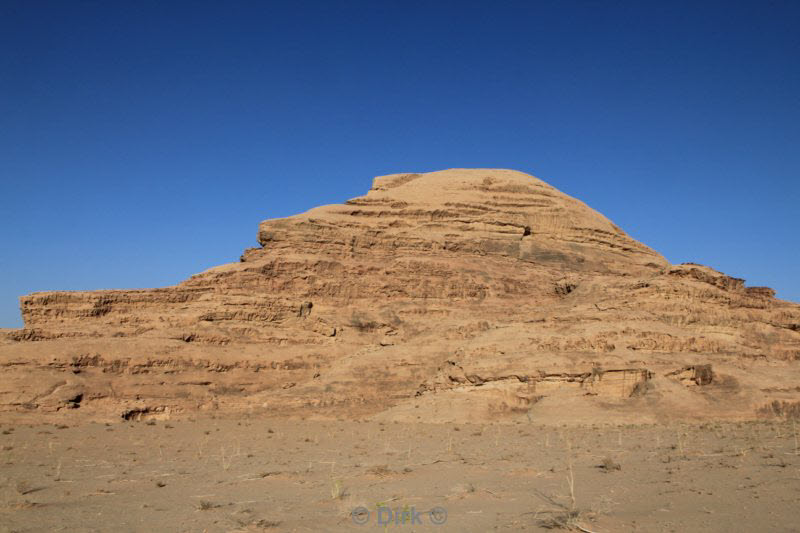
[2,168,799,423]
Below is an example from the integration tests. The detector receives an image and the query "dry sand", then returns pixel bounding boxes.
[2,416,799,532]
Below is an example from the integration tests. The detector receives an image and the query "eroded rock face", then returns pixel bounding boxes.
[2,169,799,423]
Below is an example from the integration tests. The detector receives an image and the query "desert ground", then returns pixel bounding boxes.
[2,415,799,532]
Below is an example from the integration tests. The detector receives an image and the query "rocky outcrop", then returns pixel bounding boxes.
[2,169,799,423]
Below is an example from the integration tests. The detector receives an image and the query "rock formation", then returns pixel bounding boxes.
[2,169,799,423]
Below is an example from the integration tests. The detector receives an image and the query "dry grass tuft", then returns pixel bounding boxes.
[197,500,218,511]
[598,457,621,472]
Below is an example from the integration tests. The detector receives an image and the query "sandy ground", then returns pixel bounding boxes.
[1,417,799,532]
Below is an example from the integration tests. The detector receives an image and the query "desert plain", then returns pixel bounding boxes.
[2,416,800,531]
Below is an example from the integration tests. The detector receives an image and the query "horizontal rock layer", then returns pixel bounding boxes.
[2,169,799,423]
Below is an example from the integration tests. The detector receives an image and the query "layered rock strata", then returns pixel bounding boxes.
[2,169,798,423]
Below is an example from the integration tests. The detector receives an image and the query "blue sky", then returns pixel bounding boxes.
[1,1,798,327]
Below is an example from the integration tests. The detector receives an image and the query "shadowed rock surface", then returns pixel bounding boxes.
[2,169,799,423]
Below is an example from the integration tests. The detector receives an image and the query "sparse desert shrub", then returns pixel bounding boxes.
[537,508,583,530]
[366,465,392,477]
[532,437,601,532]
[598,457,621,472]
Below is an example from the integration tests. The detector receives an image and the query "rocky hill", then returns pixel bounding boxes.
[2,169,799,423]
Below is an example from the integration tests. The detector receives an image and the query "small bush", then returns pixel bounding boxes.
[598,457,621,472]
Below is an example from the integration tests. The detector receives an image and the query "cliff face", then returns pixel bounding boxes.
[3,169,799,423]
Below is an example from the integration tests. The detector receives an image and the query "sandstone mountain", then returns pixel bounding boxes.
[2,169,799,423]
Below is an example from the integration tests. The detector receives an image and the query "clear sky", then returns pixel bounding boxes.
[1,1,798,327]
